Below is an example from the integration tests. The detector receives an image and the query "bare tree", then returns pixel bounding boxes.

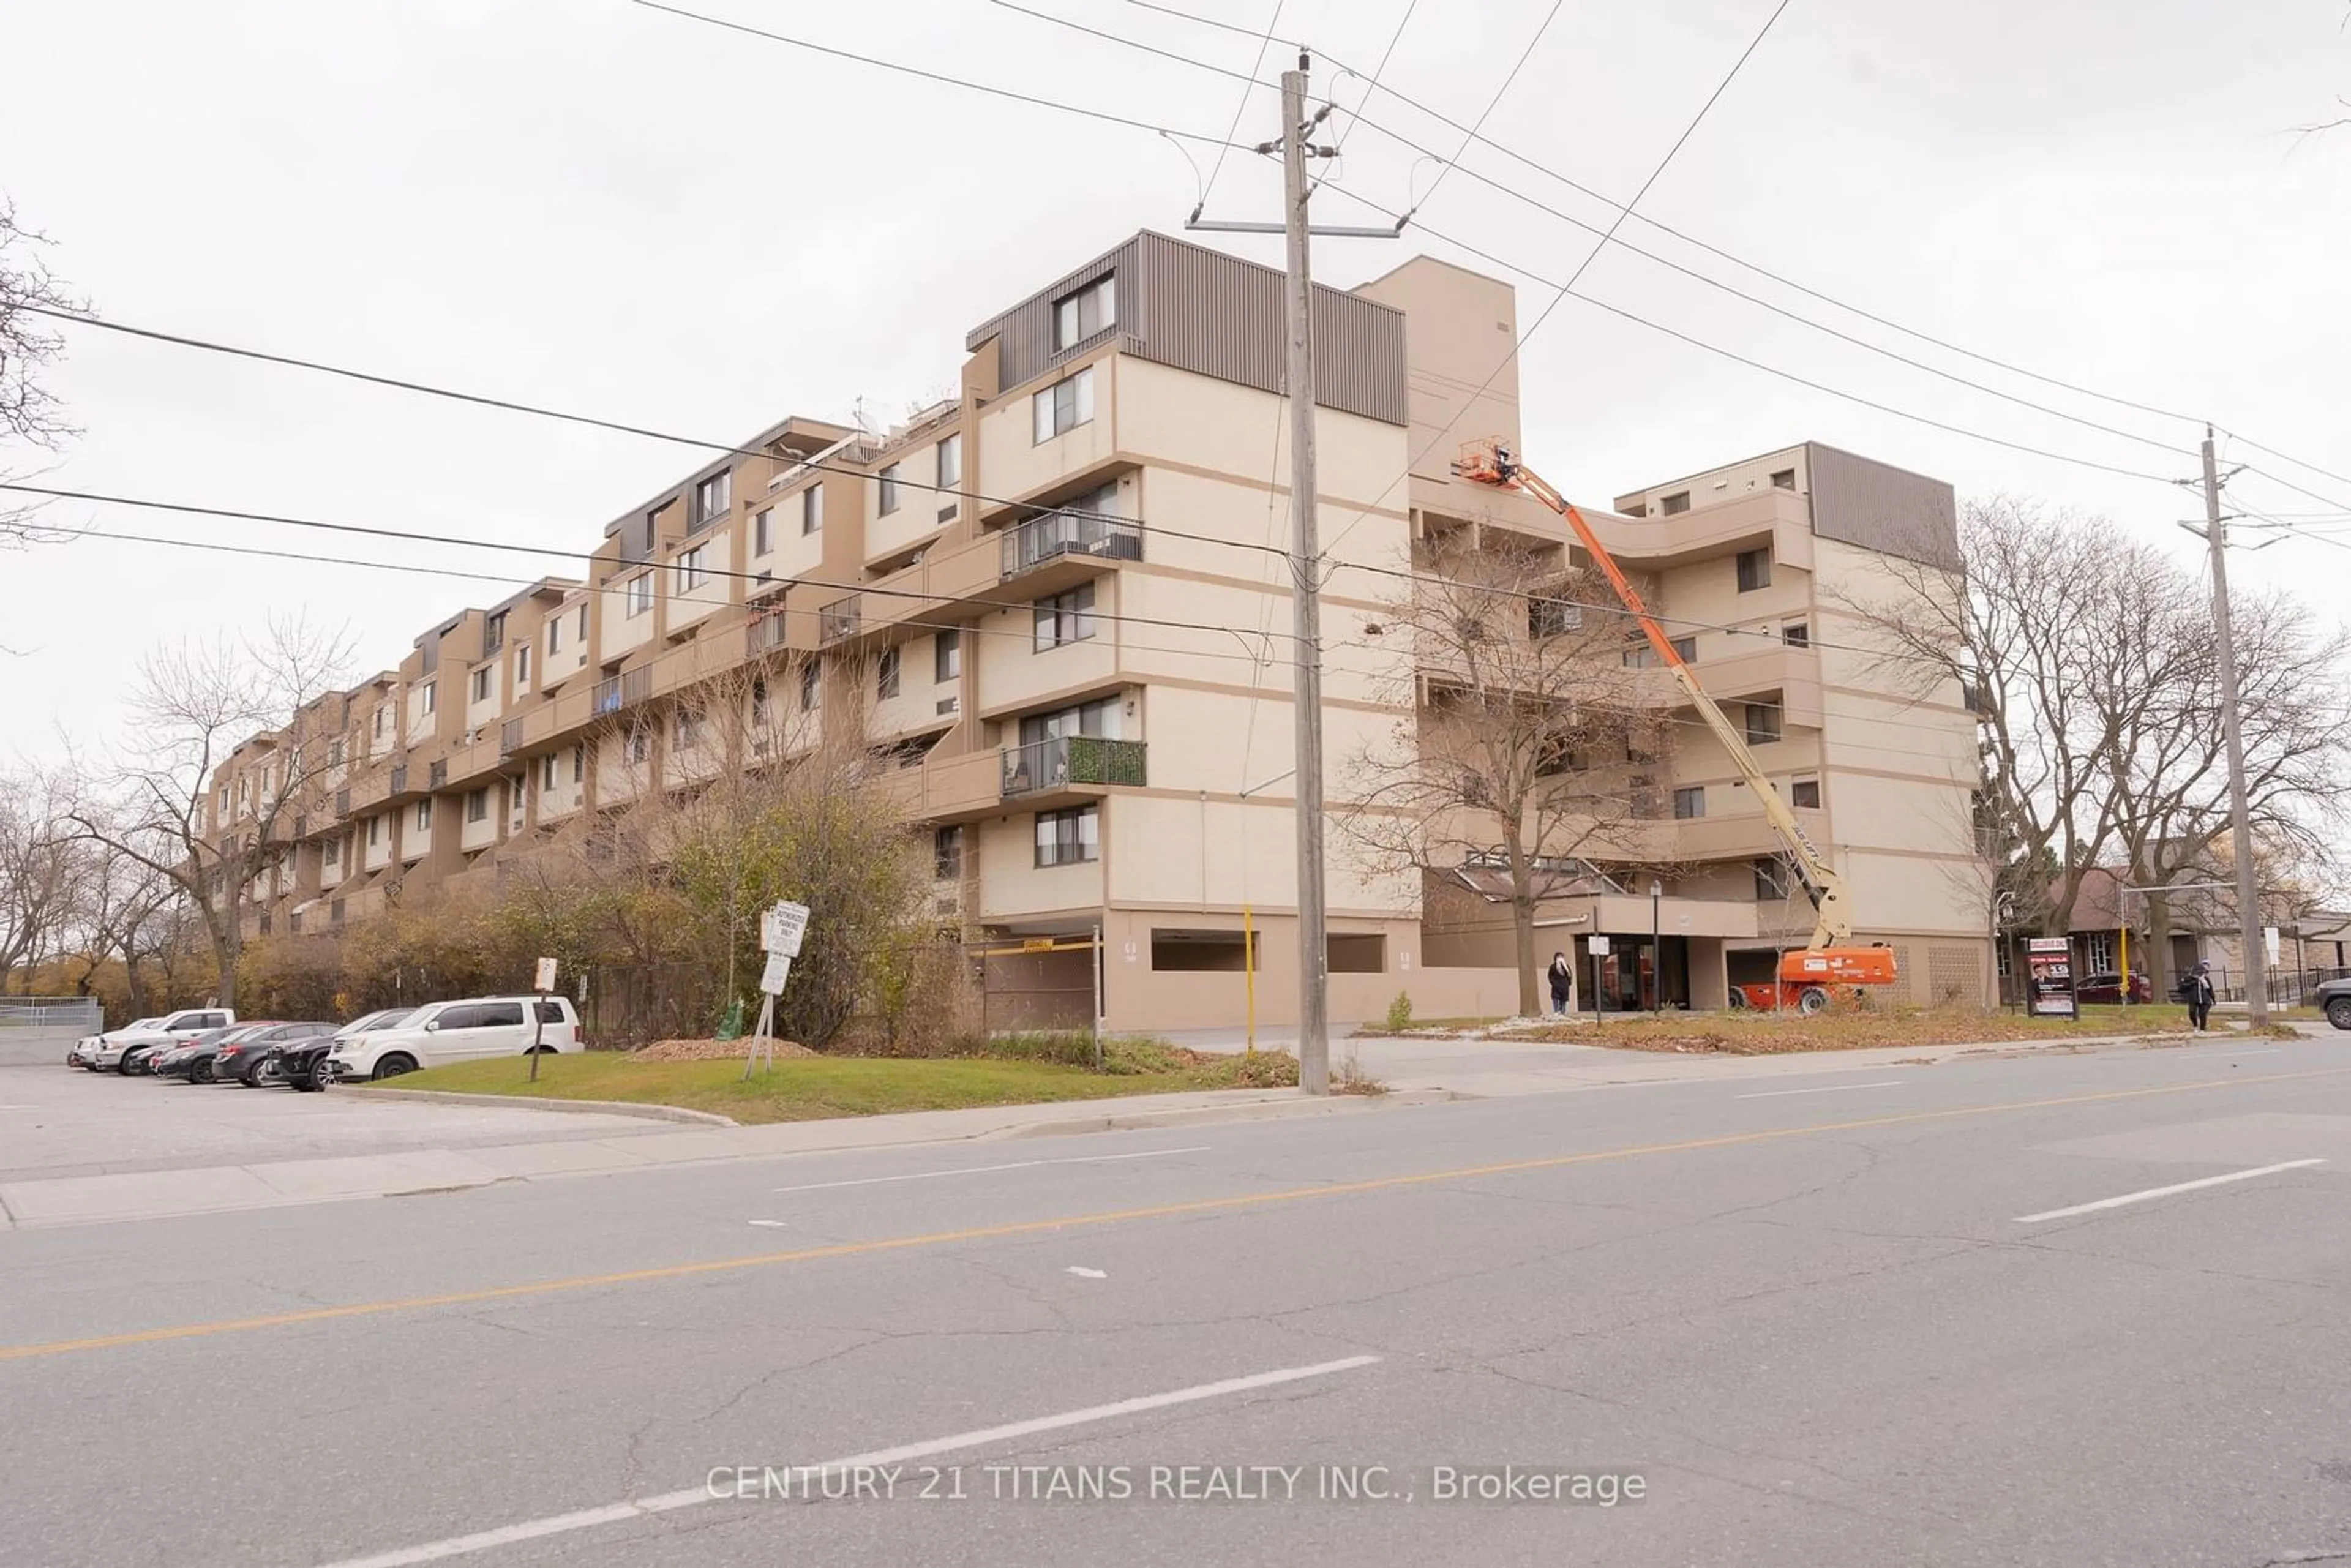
[66,833,183,1015]
[0,763,88,989]
[73,618,352,1007]
[1342,535,1679,1018]
[1,195,81,546]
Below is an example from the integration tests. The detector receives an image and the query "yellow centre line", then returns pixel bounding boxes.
[6,1063,2345,1364]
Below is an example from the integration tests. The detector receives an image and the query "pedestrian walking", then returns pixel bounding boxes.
[2182,961,2216,1031]
[1547,951,1573,1017]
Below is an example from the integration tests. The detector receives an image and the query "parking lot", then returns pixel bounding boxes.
[0,1059,672,1185]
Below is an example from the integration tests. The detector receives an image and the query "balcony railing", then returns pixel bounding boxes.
[747,613,787,658]
[500,718,524,759]
[1000,735,1148,797]
[427,759,448,789]
[1000,507,1143,579]
[389,763,408,795]
[621,666,652,706]
[591,676,623,717]
[334,788,351,816]
[819,596,863,646]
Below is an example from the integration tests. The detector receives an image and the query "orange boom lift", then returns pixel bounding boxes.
[1457,439,1897,1014]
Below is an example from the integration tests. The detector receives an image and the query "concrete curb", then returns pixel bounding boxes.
[340,1086,739,1127]
[999,1087,1461,1140]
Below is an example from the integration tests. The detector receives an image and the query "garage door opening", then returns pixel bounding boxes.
[1152,929,1251,972]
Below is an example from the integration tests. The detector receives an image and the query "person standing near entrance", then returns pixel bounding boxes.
[2182,961,2216,1030]
[1547,951,1573,1017]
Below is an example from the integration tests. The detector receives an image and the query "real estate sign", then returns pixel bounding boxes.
[2024,937,2078,1020]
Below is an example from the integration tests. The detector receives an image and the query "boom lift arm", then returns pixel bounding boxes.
[1457,439,1854,955]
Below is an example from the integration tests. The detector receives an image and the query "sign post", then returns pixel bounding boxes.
[744,901,810,1079]
[2023,937,2079,1021]
[528,958,557,1083]
[1589,935,1611,1029]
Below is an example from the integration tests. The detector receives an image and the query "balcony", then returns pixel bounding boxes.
[1001,735,1147,800]
[590,665,653,719]
[874,746,1003,822]
[501,718,524,759]
[820,596,863,646]
[427,759,448,790]
[1001,507,1142,582]
[747,613,789,659]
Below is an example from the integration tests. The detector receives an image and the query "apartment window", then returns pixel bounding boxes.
[1771,468,1796,490]
[1673,786,1706,820]
[571,746,585,784]
[754,507,773,556]
[676,708,704,748]
[1032,366,1097,443]
[694,470,732,527]
[416,799,432,831]
[1660,492,1691,516]
[750,677,770,728]
[419,681,437,715]
[937,433,962,492]
[934,824,965,880]
[1791,776,1822,809]
[1052,274,1117,349]
[1528,597,1581,639]
[1019,696,1120,748]
[548,615,564,655]
[1745,700,1784,745]
[1782,621,1810,648]
[803,485,824,535]
[1034,581,1097,651]
[1035,804,1100,868]
[328,738,344,767]
[675,546,707,593]
[1622,636,1698,669]
[1754,857,1788,901]
[934,628,961,683]
[625,572,653,618]
[465,788,489,823]
[367,817,381,847]
[577,604,590,643]
[470,667,491,703]
[626,727,650,766]
[516,644,531,685]
[373,707,388,739]
[540,754,558,791]
[640,511,660,558]
[877,647,901,700]
[1736,547,1772,592]
[800,658,822,713]
[1671,635,1698,663]
[878,463,902,516]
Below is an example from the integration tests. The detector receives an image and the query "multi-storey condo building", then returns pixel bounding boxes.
[204,233,1992,1030]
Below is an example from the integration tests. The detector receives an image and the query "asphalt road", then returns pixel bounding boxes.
[5,1031,2349,1566]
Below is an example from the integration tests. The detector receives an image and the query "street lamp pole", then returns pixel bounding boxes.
[1650,879,1663,1015]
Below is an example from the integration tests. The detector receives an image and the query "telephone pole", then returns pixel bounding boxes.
[2187,426,2268,1026]
[1188,53,1395,1094]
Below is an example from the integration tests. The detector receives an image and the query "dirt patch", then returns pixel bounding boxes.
[1497,1006,2194,1057]
[634,1037,817,1062]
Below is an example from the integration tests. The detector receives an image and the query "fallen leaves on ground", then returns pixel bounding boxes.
[1496,1006,2202,1056]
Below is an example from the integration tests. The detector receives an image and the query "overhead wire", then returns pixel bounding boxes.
[1387,0,1569,229]
[1194,0,1288,219]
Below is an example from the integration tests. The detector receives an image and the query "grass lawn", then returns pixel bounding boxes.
[1493,1003,2255,1056]
[386,1045,1299,1124]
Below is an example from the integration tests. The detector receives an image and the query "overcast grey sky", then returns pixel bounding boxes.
[4,0,2347,765]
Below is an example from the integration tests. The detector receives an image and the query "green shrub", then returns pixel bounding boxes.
[1382,991,1415,1033]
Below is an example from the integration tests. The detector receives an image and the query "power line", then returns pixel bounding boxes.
[1116,0,2207,433]
[2212,427,2351,494]
[979,4,2196,468]
[16,302,1305,574]
[1390,0,1569,230]
[1323,0,1798,560]
[1,482,1300,656]
[24,520,1299,670]
[628,0,1256,152]
[1196,0,1286,220]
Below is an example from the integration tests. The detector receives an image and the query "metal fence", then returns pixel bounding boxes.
[0,996,103,1034]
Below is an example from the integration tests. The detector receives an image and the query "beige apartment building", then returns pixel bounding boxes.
[203,231,1992,1030]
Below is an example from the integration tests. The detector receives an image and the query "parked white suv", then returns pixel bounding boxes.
[83,1008,237,1072]
[327,996,582,1081]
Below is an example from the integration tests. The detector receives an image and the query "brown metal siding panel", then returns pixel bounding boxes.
[969,231,1406,422]
[1805,443,1960,569]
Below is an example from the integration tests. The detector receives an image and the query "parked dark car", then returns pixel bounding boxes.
[269,1008,417,1092]
[152,1024,266,1082]
[119,1037,188,1076]
[219,1022,331,1087]
[2319,976,2351,1032]
[170,1021,335,1084]
[2077,972,2153,1005]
